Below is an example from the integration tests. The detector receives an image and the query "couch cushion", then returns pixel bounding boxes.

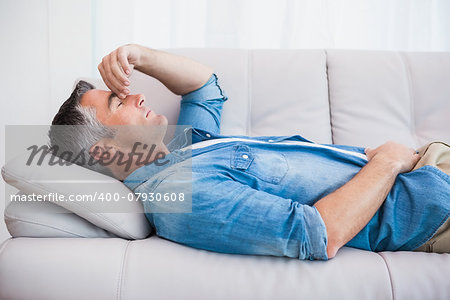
[327,50,419,148]
[327,50,450,149]
[249,49,332,143]
[379,251,450,299]
[121,238,392,300]
[4,193,118,238]
[403,52,450,146]
[0,237,130,300]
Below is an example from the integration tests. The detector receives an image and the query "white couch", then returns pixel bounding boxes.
[1,49,449,299]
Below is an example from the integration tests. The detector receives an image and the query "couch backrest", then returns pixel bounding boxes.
[327,50,450,148]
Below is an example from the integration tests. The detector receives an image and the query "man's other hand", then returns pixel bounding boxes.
[316,140,421,259]
[364,141,421,174]
[98,44,142,99]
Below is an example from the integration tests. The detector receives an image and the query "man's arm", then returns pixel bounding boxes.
[98,44,214,98]
[314,141,421,258]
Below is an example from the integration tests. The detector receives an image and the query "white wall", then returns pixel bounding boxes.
[0,0,93,244]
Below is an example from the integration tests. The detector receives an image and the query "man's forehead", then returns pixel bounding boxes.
[80,89,110,106]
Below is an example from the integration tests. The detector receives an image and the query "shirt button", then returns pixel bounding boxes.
[268,139,274,142]
[205,133,211,138]
[242,154,249,159]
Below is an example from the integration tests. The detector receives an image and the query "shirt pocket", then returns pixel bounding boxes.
[230,145,288,184]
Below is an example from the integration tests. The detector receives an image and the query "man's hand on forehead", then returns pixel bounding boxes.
[98,44,141,99]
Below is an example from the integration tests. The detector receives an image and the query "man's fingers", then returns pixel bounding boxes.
[100,57,118,94]
[98,63,116,94]
[110,50,130,86]
[103,56,127,97]
[98,63,110,90]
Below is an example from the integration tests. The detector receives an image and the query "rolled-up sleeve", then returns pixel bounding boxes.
[176,73,228,134]
[148,172,329,261]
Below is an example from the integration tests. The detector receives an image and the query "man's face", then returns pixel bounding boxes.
[80,89,168,126]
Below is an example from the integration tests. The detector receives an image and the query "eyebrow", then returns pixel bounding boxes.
[108,92,118,111]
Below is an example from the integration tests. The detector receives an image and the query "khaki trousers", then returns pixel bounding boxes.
[412,142,450,253]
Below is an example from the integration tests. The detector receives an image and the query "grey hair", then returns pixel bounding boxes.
[48,80,116,177]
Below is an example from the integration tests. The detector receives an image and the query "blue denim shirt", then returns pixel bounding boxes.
[124,74,450,260]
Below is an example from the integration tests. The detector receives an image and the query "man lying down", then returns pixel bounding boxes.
[49,44,450,260]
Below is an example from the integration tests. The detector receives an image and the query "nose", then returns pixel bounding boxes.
[131,94,145,108]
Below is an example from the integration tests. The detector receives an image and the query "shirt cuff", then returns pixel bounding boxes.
[181,73,227,102]
[300,205,329,260]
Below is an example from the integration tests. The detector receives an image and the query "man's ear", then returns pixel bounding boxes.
[89,140,117,162]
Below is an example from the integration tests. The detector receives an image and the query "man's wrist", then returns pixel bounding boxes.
[133,45,155,71]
